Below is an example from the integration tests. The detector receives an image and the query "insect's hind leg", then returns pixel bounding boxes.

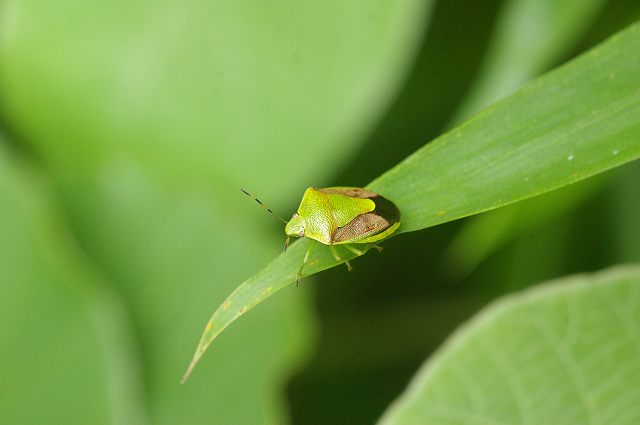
[297,240,316,286]
[343,243,367,256]
[330,245,352,271]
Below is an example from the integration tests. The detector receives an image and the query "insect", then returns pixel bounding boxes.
[241,187,400,285]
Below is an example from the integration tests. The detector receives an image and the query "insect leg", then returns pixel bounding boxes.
[343,244,366,256]
[330,245,352,271]
[284,236,291,252]
[296,240,315,286]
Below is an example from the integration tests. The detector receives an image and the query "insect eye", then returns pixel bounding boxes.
[292,213,299,218]
[298,230,304,237]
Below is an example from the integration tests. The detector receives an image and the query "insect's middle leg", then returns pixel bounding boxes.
[330,245,352,271]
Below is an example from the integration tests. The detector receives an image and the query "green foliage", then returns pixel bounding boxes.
[184,21,640,379]
[379,266,640,425]
[0,142,146,424]
[0,1,429,424]
[1,1,640,424]
[450,0,608,124]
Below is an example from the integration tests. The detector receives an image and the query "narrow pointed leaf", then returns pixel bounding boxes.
[184,22,640,380]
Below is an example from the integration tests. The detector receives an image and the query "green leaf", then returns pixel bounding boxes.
[378,265,640,425]
[450,0,607,124]
[0,0,430,199]
[1,0,431,421]
[0,141,147,425]
[183,21,640,380]
[371,22,640,233]
[443,0,624,277]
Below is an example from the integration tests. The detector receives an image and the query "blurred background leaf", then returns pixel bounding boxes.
[379,265,640,425]
[0,0,430,424]
[0,140,146,425]
[449,0,608,125]
[1,1,640,424]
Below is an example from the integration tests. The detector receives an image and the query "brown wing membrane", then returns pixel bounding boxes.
[332,212,391,242]
[331,194,400,243]
[318,187,377,199]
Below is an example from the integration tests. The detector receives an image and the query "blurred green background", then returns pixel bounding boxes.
[1,1,639,424]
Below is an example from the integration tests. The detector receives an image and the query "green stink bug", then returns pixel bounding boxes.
[242,187,400,284]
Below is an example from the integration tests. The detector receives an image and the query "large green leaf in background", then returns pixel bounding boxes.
[182,21,640,377]
[0,142,146,425]
[0,0,428,197]
[450,0,607,124]
[379,265,640,424]
[0,1,430,424]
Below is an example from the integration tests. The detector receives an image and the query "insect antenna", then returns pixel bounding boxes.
[240,188,289,224]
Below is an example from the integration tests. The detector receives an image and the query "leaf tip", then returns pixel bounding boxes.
[180,351,201,384]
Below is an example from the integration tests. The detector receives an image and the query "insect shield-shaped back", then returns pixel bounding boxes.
[317,187,401,244]
[285,187,401,285]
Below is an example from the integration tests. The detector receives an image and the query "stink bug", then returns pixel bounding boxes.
[242,187,400,285]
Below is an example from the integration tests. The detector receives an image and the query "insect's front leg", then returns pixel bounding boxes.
[296,240,315,286]
[330,245,352,271]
